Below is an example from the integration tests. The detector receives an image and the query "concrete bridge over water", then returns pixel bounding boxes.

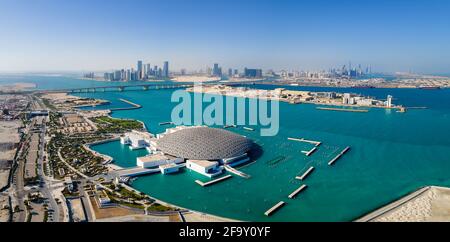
[1,82,248,95]
[63,82,248,93]
[45,83,195,93]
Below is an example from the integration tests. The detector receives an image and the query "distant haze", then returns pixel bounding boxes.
[1,0,450,74]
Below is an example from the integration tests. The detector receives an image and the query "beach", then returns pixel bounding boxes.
[357,186,450,222]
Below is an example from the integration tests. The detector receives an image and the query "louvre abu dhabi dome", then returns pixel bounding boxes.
[156,127,253,160]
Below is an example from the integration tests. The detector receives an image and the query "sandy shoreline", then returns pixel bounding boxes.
[356,186,450,222]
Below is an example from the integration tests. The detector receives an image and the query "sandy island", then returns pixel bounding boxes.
[0,82,36,92]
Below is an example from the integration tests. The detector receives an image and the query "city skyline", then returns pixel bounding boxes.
[1,0,450,74]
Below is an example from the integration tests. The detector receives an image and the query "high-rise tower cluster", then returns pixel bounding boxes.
[104,60,170,81]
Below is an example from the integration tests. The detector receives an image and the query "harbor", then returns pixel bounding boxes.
[80,83,450,222]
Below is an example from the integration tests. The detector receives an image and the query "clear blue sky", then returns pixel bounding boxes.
[1,0,450,74]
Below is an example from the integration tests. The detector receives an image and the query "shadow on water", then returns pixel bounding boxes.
[248,143,264,161]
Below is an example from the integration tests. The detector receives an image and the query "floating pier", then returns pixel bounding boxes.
[328,146,351,166]
[159,121,174,126]
[264,201,286,216]
[301,147,318,157]
[288,184,308,199]
[296,167,315,181]
[195,175,232,187]
[288,137,321,147]
[224,165,251,179]
[243,127,255,131]
[316,107,369,113]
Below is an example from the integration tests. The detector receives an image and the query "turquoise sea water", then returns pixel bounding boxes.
[3,75,450,221]
[90,140,149,168]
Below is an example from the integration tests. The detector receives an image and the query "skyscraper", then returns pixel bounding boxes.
[146,64,151,76]
[137,60,143,80]
[213,63,222,77]
[126,69,131,81]
[244,68,262,78]
[163,61,169,78]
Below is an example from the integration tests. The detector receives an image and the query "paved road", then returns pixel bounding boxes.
[11,98,61,222]
[35,118,61,222]
[12,121,33,222]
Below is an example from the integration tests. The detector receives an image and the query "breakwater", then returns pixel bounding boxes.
[109,98,142,111]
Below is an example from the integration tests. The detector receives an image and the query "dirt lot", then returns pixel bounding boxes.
[89,197,141,220]
[68,198,86,222]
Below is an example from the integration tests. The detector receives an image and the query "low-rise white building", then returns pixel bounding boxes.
[137,154,183,168]
[120,136,131,145]
[356,98,375,106]
[159,163,183,174]
[121,130,154,150]
[186,160,224,178]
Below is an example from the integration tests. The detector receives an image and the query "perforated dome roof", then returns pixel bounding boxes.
[156,127,253,160]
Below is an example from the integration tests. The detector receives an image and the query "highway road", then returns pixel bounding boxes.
[35,117,62,222]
